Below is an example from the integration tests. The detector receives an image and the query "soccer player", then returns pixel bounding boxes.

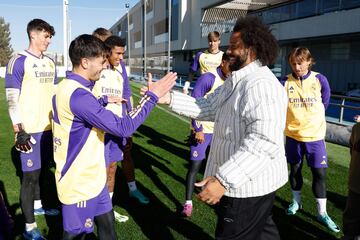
[92,27,112,42]
[52,34,176,239]
[281,47,340,232]
[183,31,223,95]
[5,19,58,240]
[181,53,230,217]
[92,29,150,205]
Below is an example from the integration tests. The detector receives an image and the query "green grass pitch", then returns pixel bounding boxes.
[0,78,350,239]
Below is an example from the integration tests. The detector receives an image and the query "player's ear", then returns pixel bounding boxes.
[30,31,36,40]
[80,58,88,69]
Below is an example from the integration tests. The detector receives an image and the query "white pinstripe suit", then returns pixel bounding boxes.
[170,60,288,198]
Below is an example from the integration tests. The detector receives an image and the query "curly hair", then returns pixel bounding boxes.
[233,16,278,66]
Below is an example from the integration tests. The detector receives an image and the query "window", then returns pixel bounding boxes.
[296,0,317,18]
[321,0,340,12]
[134,31,141,42]
[342,0,360,9]
[331,42,350,60]
[145,0,153,13]
[154,19,168,36]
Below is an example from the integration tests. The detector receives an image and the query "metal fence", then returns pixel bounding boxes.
[328,94,360,125]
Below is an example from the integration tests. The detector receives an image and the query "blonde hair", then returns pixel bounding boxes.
[92,28,112,42]
[288,47,315,68]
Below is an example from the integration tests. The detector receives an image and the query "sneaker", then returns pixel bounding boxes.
[318,213,341,233]
[114,211,129,223]
[34,208,45,216]
[286,200,302,215]
[44,208,60,216]
[34,207,59,216]
[23,228,47,240]
[181,203,193,217]
[129,189,149,204]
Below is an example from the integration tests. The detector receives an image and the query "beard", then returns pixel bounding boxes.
[229,51,249,71]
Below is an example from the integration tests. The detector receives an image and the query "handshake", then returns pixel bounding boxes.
[139,72,177,104]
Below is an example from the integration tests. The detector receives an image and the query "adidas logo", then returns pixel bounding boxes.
[33,64,38,68]
[320,160,327,165]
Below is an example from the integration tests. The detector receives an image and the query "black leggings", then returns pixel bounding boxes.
[185,160,203,200]
[20,169,41,223]
[289,163,327,198]
[62,211,117,240]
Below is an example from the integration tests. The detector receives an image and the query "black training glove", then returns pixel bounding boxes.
[15,130,36,153]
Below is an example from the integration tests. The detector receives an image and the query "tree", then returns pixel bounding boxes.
[0,17,13,67]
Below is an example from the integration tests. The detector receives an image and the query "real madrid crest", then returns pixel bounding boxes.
[84,218,93,228]
[26,159,33,168]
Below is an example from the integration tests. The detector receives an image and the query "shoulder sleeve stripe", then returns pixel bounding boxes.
[7,55,22,75]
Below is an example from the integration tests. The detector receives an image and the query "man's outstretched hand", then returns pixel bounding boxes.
[140,72,177,104]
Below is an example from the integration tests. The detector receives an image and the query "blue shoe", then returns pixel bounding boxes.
[34,207,59,216]
[129,189,149,204]
[318,213,341,233]
[34,208,45,216]
[286,200,301,215]
[23,228,46,240]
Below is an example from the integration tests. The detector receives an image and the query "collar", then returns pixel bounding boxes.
[292,71,311,80]
[25,50,43,59]
[231,59,262,84]
[65,71,95,90]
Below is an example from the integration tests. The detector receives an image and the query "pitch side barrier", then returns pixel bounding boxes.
[326,94,360,147]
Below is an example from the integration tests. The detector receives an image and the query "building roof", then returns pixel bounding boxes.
[202,0,289,23]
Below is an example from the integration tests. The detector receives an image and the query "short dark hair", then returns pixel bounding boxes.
[208,31,220,41]
[233,16,278,66]
[104,36,126,50]
[27,19,55,40]
[69,34,107,67]
[222,52,230,61]
[92,27,112,41]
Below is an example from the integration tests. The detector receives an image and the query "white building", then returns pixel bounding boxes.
[110,0,360,94]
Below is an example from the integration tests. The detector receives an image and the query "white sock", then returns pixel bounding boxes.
[25,222,37,232]
[185,200,192,205]
[34,200,42,210]
[292,190,301,204]
[128,181,137,192]
[316,198,327,215]
[109,192,114,199]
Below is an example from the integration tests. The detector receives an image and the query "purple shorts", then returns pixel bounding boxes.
[19,130,53,172]
[190,133,212,161]
[104,134,127,167]
[61,186,112,235]
[285,136,328,168]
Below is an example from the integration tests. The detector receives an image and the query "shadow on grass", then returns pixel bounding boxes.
[327,190,347,211]
[274,196,340,240]
[136,125,188,159]
[113,142,213,240]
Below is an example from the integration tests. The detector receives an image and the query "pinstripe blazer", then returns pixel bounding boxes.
[170,60,289,198]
